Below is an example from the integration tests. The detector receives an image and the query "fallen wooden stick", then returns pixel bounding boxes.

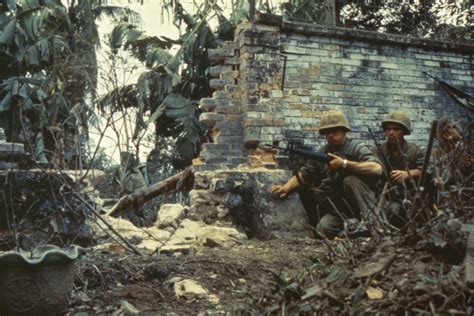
[107,167,191,217]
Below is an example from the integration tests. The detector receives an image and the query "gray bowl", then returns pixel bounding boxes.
[0,245,85,316]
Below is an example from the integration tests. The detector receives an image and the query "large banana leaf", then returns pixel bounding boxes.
[156,93,208,160]
[24,38,49,66]
[109,22,176,68]
[0,19,17,44]
[97,65,178,112]
[5,0,16,11]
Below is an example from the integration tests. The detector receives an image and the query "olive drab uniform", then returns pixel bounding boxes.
[374,111,425,227]
[374,141,425,176]
[121,166,148,194]
[430,118,473,190]
[298,140,382,239]
[373,140,425,226]
[114,152,149,226]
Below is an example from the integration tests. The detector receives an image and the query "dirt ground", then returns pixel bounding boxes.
[68,234,469,315]
[69,237,324,314]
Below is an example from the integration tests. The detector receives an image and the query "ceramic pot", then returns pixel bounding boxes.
[0,245,85,316]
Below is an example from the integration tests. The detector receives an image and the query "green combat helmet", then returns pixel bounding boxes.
[382,111,412,135]
[319,110,351,135]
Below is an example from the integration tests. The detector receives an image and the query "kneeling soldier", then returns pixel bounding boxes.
[372,111,425,227]
[271,110,383,239]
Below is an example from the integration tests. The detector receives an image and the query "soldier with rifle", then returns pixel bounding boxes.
[271,110,383,239]
[431,118,472,190]
[369,111,425,227]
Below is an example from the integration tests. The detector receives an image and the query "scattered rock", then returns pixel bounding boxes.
[159,244,195,256]
[366,287,384,300]
[170,277,208,299]
[92,216,171,252]
[216,205,229,218]
[354,253,397,279]
[168,219,206,245]
[155,204,186,229]
[113,300,141,316]
[208,294,220,305]
[210,178,234,192]
[196,226,247,248]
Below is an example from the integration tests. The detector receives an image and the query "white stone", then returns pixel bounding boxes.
[144,226,172,240]
[159,244,194,255]
[208,294,220,305]
[170,278,208,299]
[216,205,229,218]
[195,226,247,248]
[92,216,171,250]
[155,204,186,229]
[138,240,162,252]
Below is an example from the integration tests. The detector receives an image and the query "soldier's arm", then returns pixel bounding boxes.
[345,160,382,176]
[390,169,421,183]
[271,172,303,199]
[271,158,323,199]
[328,154,382,176]
[328,143,382,176]
[390,144,424,182]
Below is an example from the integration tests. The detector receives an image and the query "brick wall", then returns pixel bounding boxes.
[194,14,474,171]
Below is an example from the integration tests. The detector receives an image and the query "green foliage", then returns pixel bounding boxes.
[0,0,140,167]
[279,0,472,41]
[337,0,472,41]
[99,1,229,162]
[280,0,325,24]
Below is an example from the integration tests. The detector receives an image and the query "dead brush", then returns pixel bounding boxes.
[238,120,473,314]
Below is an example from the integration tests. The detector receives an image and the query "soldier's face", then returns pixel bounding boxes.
[323,128,347,147]
[442,126,461,143]
[384,123,405,144]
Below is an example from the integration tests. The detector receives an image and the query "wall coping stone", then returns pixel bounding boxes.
[254,13,474,54]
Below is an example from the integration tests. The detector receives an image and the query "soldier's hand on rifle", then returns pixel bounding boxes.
[390,170,409,183]
[271,184,290,199]
[327,153,344,172]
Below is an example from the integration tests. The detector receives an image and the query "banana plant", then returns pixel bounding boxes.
[98,1,222,162]
[0,0,140,167]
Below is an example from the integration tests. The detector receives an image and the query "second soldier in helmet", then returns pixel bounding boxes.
[372,111,426,227]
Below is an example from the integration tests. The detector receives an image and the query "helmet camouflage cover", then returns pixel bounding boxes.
[319,110,351,135]
[382,111,412,135]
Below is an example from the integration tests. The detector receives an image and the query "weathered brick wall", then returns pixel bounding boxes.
[195,14,473,170]
[194,41,247,171]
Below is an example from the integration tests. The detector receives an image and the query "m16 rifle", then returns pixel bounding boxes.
[367,126,403,200]
[264,144,333,164]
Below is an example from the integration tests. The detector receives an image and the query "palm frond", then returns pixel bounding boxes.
[97,84,138,112]
[95,5,141,24]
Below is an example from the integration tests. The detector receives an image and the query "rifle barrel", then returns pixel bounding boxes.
[264,144,333,163]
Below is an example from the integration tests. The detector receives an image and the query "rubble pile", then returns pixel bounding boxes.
[0,131,96,250]
[190,168,309,238]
